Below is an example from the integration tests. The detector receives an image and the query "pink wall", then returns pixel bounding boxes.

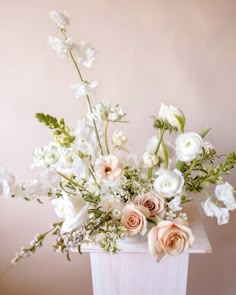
[0,0,236,294]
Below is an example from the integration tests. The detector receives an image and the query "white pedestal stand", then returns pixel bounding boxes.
[83,203,211,295]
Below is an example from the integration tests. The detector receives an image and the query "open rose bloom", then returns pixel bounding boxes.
[148,219,195,261]
[1,10,236,265]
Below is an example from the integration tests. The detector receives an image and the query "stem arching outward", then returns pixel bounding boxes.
[61,30,104,155]
[147,127,166,179]
[104,120,110,154]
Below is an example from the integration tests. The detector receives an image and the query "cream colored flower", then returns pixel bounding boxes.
[112,130,128,147]
[95,155,122,182]
[148,219,194,259]
[121,204,150,236]
[159,103,185,131]
[176,132,203,162]
[49,11,70,29]
[134,191,166,218]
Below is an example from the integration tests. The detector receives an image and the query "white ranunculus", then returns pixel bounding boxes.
[112,130,128,147]
[168,195,182,211]
[49,11,70,29]
[201,198,229,225]
[176,132,203,162]
[72,41,96,68]
[51,194,88,233]
[48,36,73,58]
[215,182,236,210]
[154,168,184,198]
[143,152,158,168]
[71,80,98,98]
[0,167,15,198]
[159,103,185,131]
[95,155,122,182]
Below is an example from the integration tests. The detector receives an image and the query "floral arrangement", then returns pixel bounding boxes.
[1,10,236,264]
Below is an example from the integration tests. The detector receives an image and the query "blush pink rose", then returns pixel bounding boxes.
[148,219,194,259]
[134,191,166,218]
[121,204,150,236]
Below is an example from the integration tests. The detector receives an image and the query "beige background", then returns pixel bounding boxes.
[0,0,236,294]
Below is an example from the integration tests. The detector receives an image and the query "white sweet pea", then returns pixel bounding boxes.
[100,195,124,212]
[52,194,88,233]
[201,198,229,225]
[176,132,203,162]
[112,130,128,147]
[168,195,182,211]
[72,41,96,68]
[159,103,185,131]
[0,167,15,198]
[71,80,98,98]
[72,157,90,179]
[215,182,236,210]
[154,169,184,198]
[143,152,158,168]
[48,36,73,58]
[49,11,70,29]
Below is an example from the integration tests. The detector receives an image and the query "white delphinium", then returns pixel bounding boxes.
[176,132,203,162]
[201,198,229,225]
[87,101,109,121]
[51,193,88,233]
[49,11,70,29]
[72,41,96,68]
[215,182,236,210]
[112,130,127,147]
[0,167,15,198]
[154,168,184,198]
[48,36,73,58]
[159,103,185,131]
[71,80,98,99]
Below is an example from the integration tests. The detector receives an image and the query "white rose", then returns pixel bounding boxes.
[154,168,184,198]
[159,103,185,131]
[215,182,236,210]
[49,11,70,29]
[51,194,88,233]
[0,167,15,198]
[201,198,229,225]
[176,132,203,162]
[48,36,73,58]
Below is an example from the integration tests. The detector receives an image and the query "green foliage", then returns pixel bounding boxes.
[152,117,178,133]
[35,113,75,147]
[184,150,236,192]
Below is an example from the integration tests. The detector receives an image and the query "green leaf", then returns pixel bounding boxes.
[174,114,185,132]
[199,128,211,139]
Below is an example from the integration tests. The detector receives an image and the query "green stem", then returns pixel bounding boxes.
[57,171,91,194]
[89,167,101,189]
[147,127,165,179]
[104,121,110,154]
[61,30,104,155]
[161,138,169,169]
